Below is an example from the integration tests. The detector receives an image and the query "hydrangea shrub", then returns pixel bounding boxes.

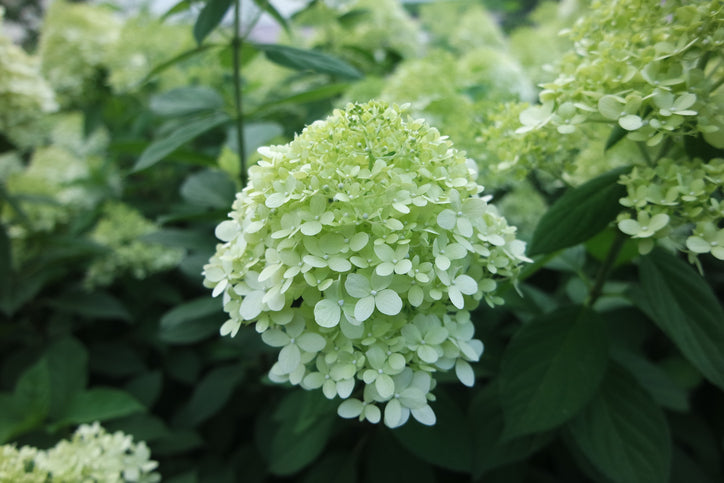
[204,101,529,427]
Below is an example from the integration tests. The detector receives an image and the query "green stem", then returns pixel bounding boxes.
[232,0,247,185]
[585,230,626,308]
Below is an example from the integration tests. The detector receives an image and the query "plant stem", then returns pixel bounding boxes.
[585,230,626,308]
[233,0,247,185]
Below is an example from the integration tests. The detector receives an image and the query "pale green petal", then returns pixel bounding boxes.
[395,259,412,274]
[314,299,341,328]
[399,388,427,409]
[408,285,424,307]
[686,236,710,254]
[648,213,670,232]
[618,218,641,236]
[437,209,457,230]
[328,256,352,272]
[239,290,264,320]
[265,192,288,208]
[301,220,322,236]
[411,405,436,426]
[277,343,301,374]
[375,289,402,316]
[375,373,395,399]
[366,345,387,368]
[376,262,395,277]
[456,217,473,237]
[388,353,406,372]
[303,255,327,268]
[374,243,395,261]
[364,404,381,424]
[297,332,327,352]
[336,378,355,398]
[455,274,478,295]
[215,220,239,242]
[345,273,371,298]
[337,399,363,418]
[323,380,337,399]
[355,295,376,321]
[425,326,449,345]
[455,359,475,387]
[417,345,439,363]
[320,233,346,253]
[435,254,451,270]
[261,328,290,347]
[303,372,325,389]
[448,285,464,309]
[619,114,643,131]
[350,232,369,251]
[220,319,241,337]
[384,399,403,428]
[711,246,724,260]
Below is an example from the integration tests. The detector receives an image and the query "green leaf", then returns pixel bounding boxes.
[528,166,631,256]
[48,289,131,321]
[180,169,237,209]
[141,43,222,84]
[605,124,628,150]
[251,0,291,36]
[53,388,145,428]
[302,451,357,483]
[13,358,51,427]
[90,342,147,377]
[162,0,193,20]
[159,296,224,344]
[194,0,233,45]
[568,364,671,483]
[393,389,473,473]
[257,391,337,476]
[0,224,10,314]
[141,228,215,252]
[499,306,608,438]
[124,371,163,409]
[150,86,224,117]
[469,384,553,478]
[364,430,435,483]
[255,44,363,79]
[133,111,230,172]
[249,83,350,116]
[47,337,88,420]
[636,249,724,390]
[174,364,243,427]
[227,121,283,159]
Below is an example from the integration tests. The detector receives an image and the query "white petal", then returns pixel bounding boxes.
[337,399,363,418]
[411,405,436,426]
[375,289,403,316]
[239,290,264,320]
[455,274,478,295]
[345,273,371,298]
[455,360,475,387]
[375,374,395,399]
[296,332,327,352]
[301,220,322,236]
[384,399,403,428]
[277,343,301,374]
[354,296,376,322]
[313,299,341,328]
[437,209,457,230]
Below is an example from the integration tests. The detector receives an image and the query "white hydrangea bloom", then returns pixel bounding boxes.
[204,101,529,427]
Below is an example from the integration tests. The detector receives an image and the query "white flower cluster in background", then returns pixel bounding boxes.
[0,422,159,482]
[204,101,529,427]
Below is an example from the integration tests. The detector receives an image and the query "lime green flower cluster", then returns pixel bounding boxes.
[203,101,529,427]
[418,0,506,53]
[0,7,57,147]
[38,0,121,105]
[85,202,184,288]
[0,422,159,482]
[519,0,723,145]
[106,13,193,93]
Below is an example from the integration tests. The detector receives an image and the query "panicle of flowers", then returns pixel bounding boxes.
[0,7,57,147]
[418,1,506,53]
[0,422,159,482]
[38,0,121,105]
[85,202,185,288]
[203,101,529,427]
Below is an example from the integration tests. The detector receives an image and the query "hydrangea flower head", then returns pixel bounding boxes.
[204,101,529,427]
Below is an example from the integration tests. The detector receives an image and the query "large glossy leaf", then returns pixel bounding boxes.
[393,389,473,473]
[499,306,608,438]
[180,169,237,208]
[528,166,630,256]
[636,249,724,390]
[133,111,230,172]
[150,86,224,117]
[568,364,671,483]
[194,0,233,45]
[255,43,363,79]
[174,364,244,427]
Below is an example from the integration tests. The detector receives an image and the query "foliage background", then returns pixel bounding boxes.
[1,0,723,482]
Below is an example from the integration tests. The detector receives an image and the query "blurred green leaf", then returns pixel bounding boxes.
[257,390,337,476]
[152,429,204,456]
[162,0,193,20]
[14,357,51,427]
[0,224,10,313]
[48,289,131,321]
[142,43,223,84]
[180,169,237,208]
[528,166,631,256]
[364,430,435,483]
[47,337,88,420]
[150,86,224,117]
[393,389,473,473]
[499,306,608,438]
[133,111,230,172]
[255,44,363,79]
[124,371,163,409]
[53,388,145,429]
[469,384,553,478]
[568,364,671,483]
[194,0,233,45]
[303,451,357,483]
[174,364,244,427]
[252,0,291,36]
[159,296,224,344]
[637,249,724,390]
[141,228,215,252]
[249,83,350,116]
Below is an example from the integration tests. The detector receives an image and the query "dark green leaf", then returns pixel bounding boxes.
[611,347,689,412]
[90,342,147,377]
[48,289,131,321]
[47,337,88,420]
[141,228,215,252]
[105,414,171,443]
[174,364,243,427]
[499,306,608,438]
[637,249,724,390]
[568,364,671,483]
[124,371,163,409]
[194,0,233,45]
[133,111,230,172]
[53,388,145,428]
[255,44,363,79]
[180,169,237,208]
[604,124,628,151]
[13,358,51,426]
[0,224,10,312]
[141,43,222,84]
[528,166,631,256]
[393,388,473,473]
[257,390,337,476]
[150,86,224,117]
[469,384,553,478]
[251,0,291,35]
[302,451,357,483]
[159,296,224,344]
[249,83,350,116]
[151,429,204,456]
[162,0,193,20]
[364,430,435,483]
